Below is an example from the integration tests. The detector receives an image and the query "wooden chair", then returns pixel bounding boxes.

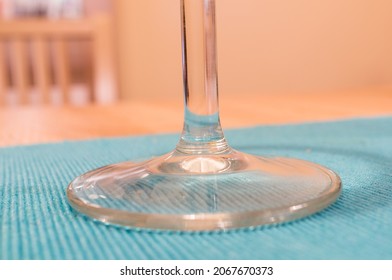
[0,16,117,106]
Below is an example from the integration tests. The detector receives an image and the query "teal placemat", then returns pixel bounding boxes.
[1,117,392,260]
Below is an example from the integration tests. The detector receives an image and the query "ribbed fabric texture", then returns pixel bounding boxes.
[1,117,392,260]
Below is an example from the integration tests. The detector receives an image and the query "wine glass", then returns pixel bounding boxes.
[67,0,341,231]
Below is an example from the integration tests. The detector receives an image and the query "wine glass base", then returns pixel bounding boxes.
[67,150,341,231]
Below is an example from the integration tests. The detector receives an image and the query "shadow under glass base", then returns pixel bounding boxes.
[67,149,341,231]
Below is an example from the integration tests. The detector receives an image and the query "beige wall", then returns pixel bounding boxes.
[114,0,392,100]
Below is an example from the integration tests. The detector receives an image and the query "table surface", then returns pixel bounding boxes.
[1,88,391,147]
[1,89,392,260]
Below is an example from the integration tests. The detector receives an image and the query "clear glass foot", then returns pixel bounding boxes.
[67,0,341,231]
[67,148,341,231]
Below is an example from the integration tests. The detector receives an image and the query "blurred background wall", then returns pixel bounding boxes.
[114,0,392,100]
[1,0,392,102]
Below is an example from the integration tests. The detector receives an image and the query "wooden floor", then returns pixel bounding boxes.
[0,88,391,147]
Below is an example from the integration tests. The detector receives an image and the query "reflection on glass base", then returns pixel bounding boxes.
[67,149,341,231]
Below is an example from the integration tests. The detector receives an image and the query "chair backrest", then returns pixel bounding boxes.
[0,16,117,106]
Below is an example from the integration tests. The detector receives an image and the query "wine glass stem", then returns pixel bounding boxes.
[177,0,228,155]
